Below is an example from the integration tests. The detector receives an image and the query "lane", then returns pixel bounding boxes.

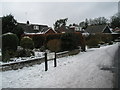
[1,44,118,88]
[114,42,120,88]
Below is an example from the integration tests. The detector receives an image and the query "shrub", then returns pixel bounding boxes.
[86,37,100,48]
[47,39,61,52]
[2,33,19,51]
[40,46,46,52]
[16,49,34,57]
[75,32,86,51]
[2,50,10,62]
[23,32,86,51]
[101,34,112,43]
[20,36,34,50]
[86,33,113,48]
[2,33,19,62]
[46,34,61,42]
[32,35,45,48]
[60,33,78,51]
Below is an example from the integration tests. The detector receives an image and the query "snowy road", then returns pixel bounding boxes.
[1,43,119,88]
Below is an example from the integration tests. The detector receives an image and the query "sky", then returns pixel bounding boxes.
[0,0,119,27]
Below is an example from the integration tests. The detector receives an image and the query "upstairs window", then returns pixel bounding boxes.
[33,25,39,30]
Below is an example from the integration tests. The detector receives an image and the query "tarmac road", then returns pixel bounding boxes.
[114,42,120,88]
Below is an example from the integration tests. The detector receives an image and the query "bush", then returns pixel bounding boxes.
[75,32,86,51]
[2,50,10,62]
[16,49,34,57]
[2,33,19,62]
[20,36,34,50]
[47,39,61,52]
[23,32,86,51]
[101,34,112,43]
[61,33,78,51]
[46,34,61,42]
[32,35,45,48]
[86,33,113,48]
[86,37,100,48]
[2,33,19,51]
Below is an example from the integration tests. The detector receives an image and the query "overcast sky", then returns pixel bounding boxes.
[0,0,119,27]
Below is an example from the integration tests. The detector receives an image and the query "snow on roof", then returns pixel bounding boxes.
[3,32,14,35]
[44,28,57,34]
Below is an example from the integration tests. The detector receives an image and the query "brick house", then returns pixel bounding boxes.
[18,21,56,35]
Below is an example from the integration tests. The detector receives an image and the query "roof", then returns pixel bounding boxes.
[102,25,112,33]
[18,23,48,33]
[44,28,57,34]
[56,25,75,33]
[84,24,106,33]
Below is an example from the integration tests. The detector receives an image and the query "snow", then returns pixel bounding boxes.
[1,43,119,88]
[0,51,45,65]
[34,52,44,57]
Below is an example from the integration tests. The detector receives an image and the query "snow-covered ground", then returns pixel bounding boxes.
[1,43,119,88]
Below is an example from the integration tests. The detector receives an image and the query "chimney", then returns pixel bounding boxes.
[27,21,29,25]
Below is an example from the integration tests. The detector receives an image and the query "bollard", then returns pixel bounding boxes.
[45,52,48,71]
[54,52,57,67]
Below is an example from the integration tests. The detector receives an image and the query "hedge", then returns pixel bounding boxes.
[22,32,86,51]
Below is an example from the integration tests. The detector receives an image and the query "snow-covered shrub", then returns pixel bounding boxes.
[47,39,61,52]
[40,46,46,52]
[16,49,34,57]
[20,36,34,50]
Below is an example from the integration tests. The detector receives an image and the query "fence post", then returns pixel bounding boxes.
[45,52,48,71]
[54,52,57,67]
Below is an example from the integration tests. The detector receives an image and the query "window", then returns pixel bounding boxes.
[33,25,39,30]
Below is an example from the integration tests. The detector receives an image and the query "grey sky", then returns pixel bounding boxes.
[1,2,118,27]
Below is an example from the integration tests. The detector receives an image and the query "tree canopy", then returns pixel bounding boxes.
[110,13,120,29]
[53,18,68,30]
[2,14,24,39]
[2,14,17,34]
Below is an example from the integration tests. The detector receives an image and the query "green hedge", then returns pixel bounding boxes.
[2,33,19,51]
[2,33,19,62]
[20,36,34,49]
[24,32,86,51]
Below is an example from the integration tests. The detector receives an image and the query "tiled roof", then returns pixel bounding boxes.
[85,24,106,33]
[18,23,48,33]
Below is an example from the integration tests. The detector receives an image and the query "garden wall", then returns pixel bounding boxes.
[1,49,80,71]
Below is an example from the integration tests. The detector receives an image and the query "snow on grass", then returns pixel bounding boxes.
[1,43,119,88]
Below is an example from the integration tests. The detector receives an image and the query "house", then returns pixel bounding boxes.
[55,25,78,33]
[102,25,113,34]
[18,21,56,35]
[111,27,120,40]
[84,24,112,34]
[112,27,120,34]
[41,27,57,34]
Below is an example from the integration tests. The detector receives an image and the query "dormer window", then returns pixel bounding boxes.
[33,25,39,30]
